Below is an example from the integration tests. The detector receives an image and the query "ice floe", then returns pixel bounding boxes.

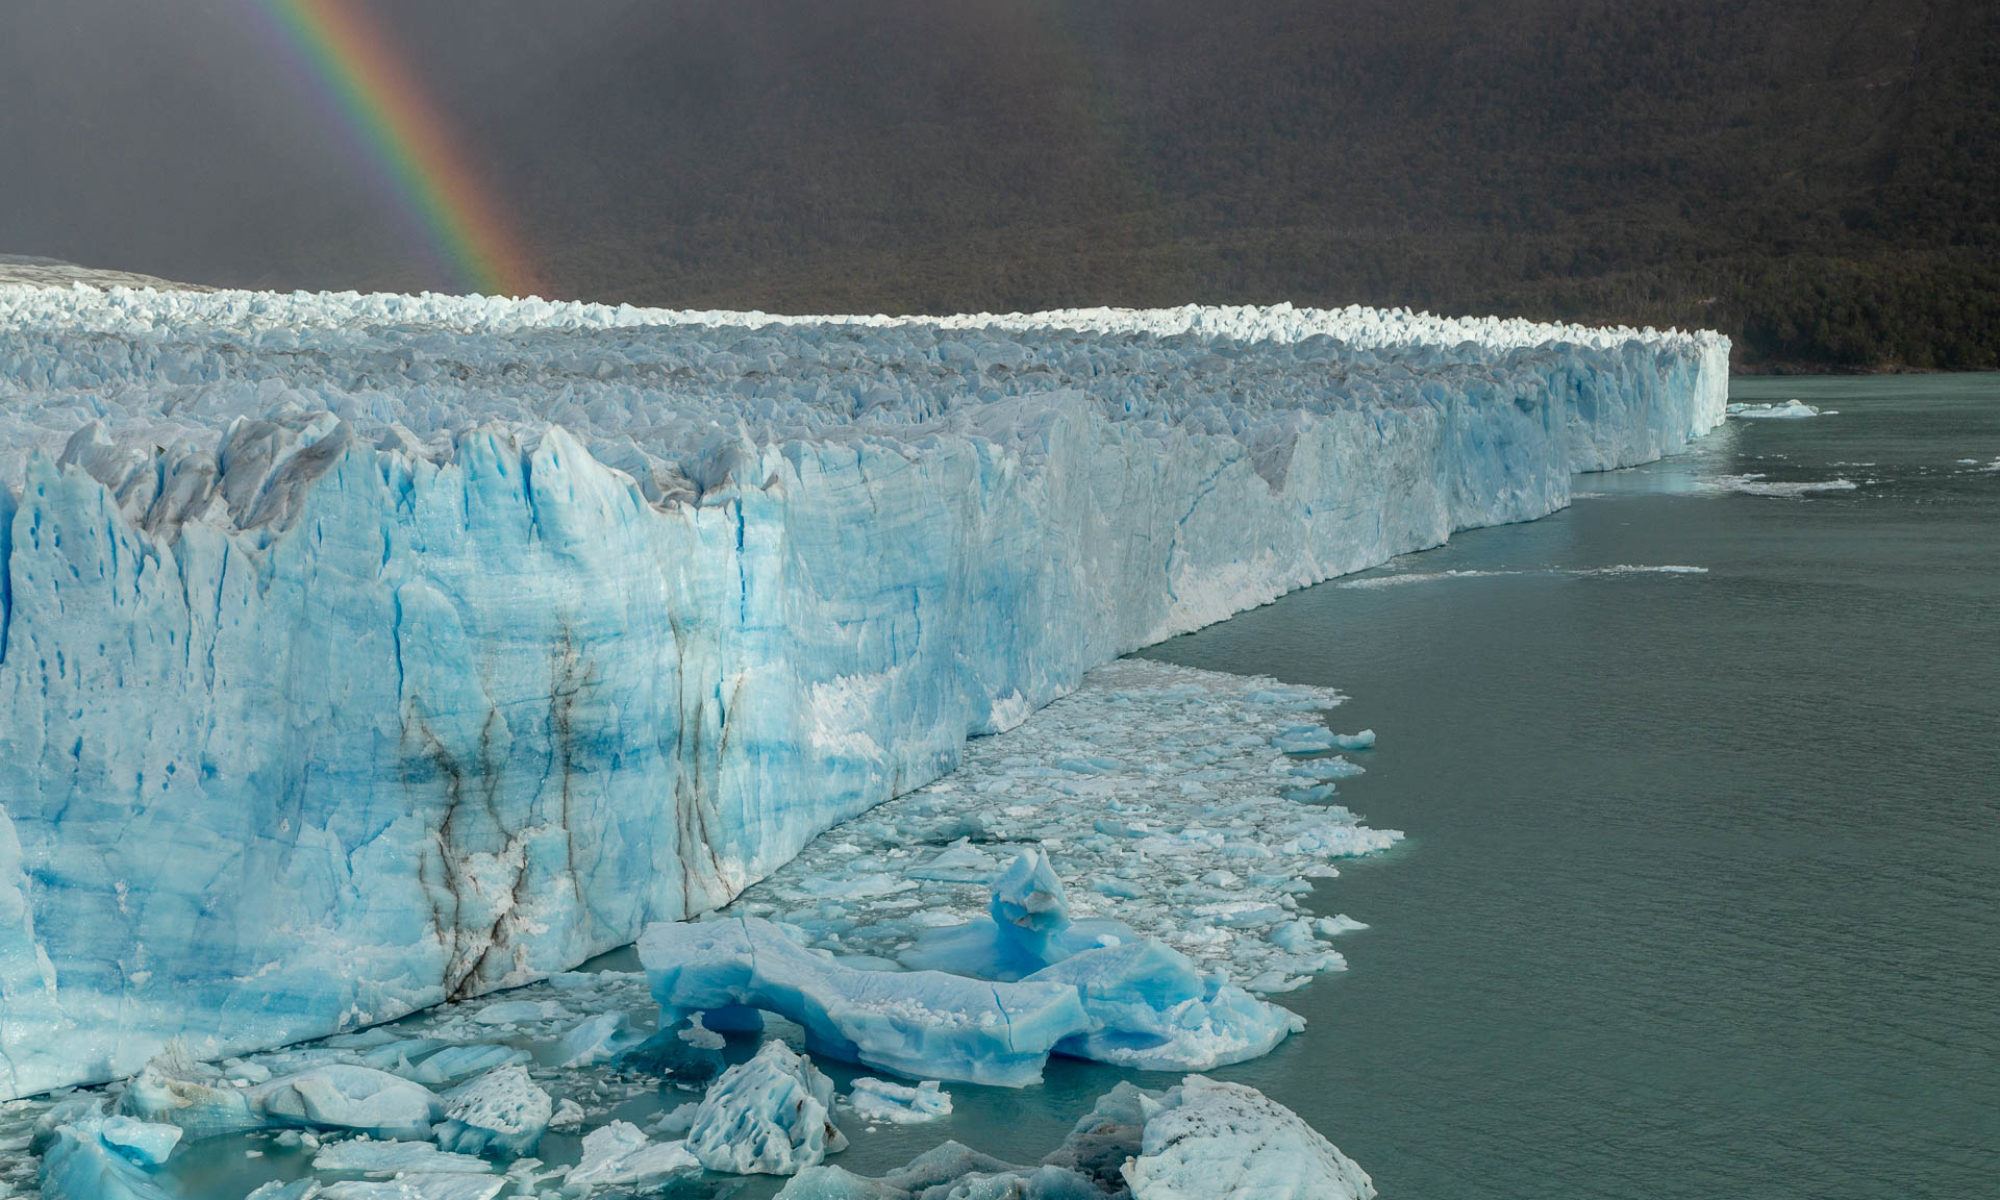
[845,1078,952,1125]
[1727,399,1822,419]
[1716,474,1860,497]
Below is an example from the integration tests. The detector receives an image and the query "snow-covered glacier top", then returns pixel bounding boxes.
[0,283,1725,523]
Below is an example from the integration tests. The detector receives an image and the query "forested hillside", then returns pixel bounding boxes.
[5,0,1994,369]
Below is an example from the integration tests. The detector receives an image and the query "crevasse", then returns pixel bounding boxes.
[0,285,1728,1099]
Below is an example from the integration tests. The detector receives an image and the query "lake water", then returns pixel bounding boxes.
[1133,372,2000,1198]
[138,373,2000,1198]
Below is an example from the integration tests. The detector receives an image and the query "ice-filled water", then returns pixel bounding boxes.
[0,658,1398,1197]
[0,284,1725,1098]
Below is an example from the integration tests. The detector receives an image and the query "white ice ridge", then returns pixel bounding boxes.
[0,283,1727,1098]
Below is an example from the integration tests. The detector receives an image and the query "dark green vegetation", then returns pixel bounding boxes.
[5,1,1996,370]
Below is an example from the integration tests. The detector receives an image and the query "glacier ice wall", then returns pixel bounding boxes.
[0,285,1728,1098]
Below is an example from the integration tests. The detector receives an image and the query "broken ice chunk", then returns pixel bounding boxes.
[1289,756,1364,780]
[901,849,1136,979]
[846,1078,952,1125]
[687,1041,848,1175]
[1029,940,1303,1070]
[555,1012,644,1068]
[118,1046,262,1140]
[317,1176,508,1200]
[560,1121,698,1195]
[310,1137,494,1174]
[252,1065,444,1139]
[906,839,1001,883]
[1270,725,1339,754]
[434,1063,553,1159]
[641,917,1091,1087]
[37,1117,177,1200]
[1122,1075,1375,1199]
[405,1044,530,1088]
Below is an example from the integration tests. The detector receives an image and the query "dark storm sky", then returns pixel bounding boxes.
[2,0,1986,312]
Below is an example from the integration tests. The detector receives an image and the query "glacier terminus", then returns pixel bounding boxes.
[0,283,1727,1102]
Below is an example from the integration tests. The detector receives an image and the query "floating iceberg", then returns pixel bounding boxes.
[1123,1075,1375,1200]
[685,1040,847,1175]
[309,1137,493,1174]
[1727,399,1821,419]
[894,850,1305,1070]
[559,1120,698,1195]
[641,916,1092,1087]
[845,1077,951,1125]
[433,1063,552,1159]
[776,1074,1369,1200]
[37,1115,179,1200]
[0,284,1727,1097]
[1714,474,1860,497]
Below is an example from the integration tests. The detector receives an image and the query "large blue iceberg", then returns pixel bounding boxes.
[0,284,1728,1097]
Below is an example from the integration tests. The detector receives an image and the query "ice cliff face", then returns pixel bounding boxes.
[0,284,1728,1099]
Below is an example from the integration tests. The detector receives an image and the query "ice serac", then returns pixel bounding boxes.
[0,284,1729,1097]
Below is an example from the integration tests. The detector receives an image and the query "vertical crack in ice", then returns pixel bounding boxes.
[0,482,14,665]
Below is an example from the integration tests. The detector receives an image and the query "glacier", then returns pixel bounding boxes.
[0,281,1727,1099]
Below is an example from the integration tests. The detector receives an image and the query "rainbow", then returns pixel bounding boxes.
[250,0,541,297]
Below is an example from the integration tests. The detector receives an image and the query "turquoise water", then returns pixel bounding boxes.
[135,374,2000,1197]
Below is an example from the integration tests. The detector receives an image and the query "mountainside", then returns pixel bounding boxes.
[4,0,1994,370]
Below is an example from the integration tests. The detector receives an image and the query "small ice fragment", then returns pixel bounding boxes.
[547,1099,586,1131]
[907,839,1002,883]
[95,1116,183,1168]
[311,1136,494,1174]
[470,1000,548,1026]
[405,1044,529,1087]
[318,1176,507,1200]
[118,1045,262,1140]
[562,1122,698,1194]
[1331,730,1375,751]
[648,1101,701,1137]
[846,1078,952,1125]
[1726,399,1820,419]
